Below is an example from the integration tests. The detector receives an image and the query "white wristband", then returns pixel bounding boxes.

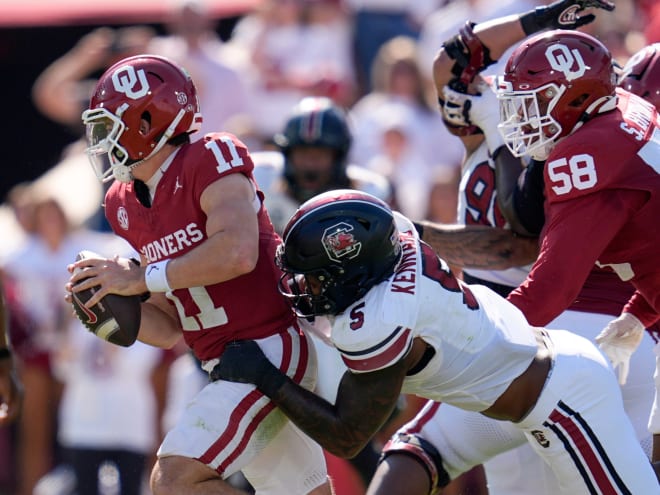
[145,260,172,293]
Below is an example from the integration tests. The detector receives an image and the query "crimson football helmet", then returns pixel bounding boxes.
[619,43,660,109]
[276,190,401,317]
[497,30,617,159]
[82,55,203,183]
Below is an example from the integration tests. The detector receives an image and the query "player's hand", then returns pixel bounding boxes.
[211,340,288,396]
[465,80,504,153]
[520,0,615,35]
[595,312,644,385]
[66,255,146,308]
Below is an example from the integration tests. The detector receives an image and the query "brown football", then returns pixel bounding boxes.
[71,250,141,347]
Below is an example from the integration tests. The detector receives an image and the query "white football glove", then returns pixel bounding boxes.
[595,312,645,385]
[445,82,505,153]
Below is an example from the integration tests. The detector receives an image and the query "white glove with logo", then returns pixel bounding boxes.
[595,312,645,385]
[457,81,505,153]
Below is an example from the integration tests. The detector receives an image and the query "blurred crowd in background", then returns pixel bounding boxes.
[0,0,657,494]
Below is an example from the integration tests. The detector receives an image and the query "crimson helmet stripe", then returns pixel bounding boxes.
[299,100,324,142]
[545,401,632,494]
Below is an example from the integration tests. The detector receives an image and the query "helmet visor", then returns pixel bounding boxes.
[82,108,128,183]
[497,83,561,158]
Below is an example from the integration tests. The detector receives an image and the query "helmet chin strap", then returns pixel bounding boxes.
[113,109,187,184]
[113,158,147,183]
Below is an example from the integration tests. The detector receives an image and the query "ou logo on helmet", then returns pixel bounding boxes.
[111,65,150,100]
[545,44,587,82]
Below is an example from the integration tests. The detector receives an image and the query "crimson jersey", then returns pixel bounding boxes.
[104,132,295,361]
[508,90,660,327]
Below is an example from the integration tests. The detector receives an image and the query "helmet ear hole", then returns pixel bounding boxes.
[356,218,371,230]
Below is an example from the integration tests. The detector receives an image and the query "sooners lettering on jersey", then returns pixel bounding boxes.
[104,133,295,361]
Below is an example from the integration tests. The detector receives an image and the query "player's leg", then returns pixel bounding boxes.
[243,420,331,494]
[367,453,434,495]
[486,310,656,495]
[518,329,659,493]
[152,327,331,495]
[366,400,528,495]
[551,310,655,453]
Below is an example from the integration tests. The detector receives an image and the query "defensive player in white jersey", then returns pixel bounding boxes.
[65,55,332,495]
[214,189,659,495]
[252,96,394,489]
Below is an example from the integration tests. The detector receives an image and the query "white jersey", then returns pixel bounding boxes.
[252,150,392,234]
[457,141,531,288]
[330,217,536,412]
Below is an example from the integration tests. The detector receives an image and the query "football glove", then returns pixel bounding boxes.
[210,340,288,396]
[595,312,645,385]
[520,0,615,36]
[466,81,503,153]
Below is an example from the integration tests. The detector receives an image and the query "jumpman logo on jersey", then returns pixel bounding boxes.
[174,177,183,194]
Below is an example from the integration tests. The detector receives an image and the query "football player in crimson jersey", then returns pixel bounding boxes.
[613,42,660,466]
[65,55,332,495]
[408,4,657,494]
[494,30,660,384]
[617,43,660,111]
[213,189,660,495]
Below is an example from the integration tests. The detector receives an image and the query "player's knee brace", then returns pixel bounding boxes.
[379,433,450,495]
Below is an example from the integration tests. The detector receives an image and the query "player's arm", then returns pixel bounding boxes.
[433,0,613,90]
[0,280,23,425]
[213,338,426,458]
[432,16,524,94]
[413,222,538,270]
[137,293,183,349]
[622,291,660,330]
[507,190,643,326]
[165,172,260,288]
[69,172,260,306]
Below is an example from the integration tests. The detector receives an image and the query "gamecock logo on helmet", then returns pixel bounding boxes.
[322,222,362,262]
